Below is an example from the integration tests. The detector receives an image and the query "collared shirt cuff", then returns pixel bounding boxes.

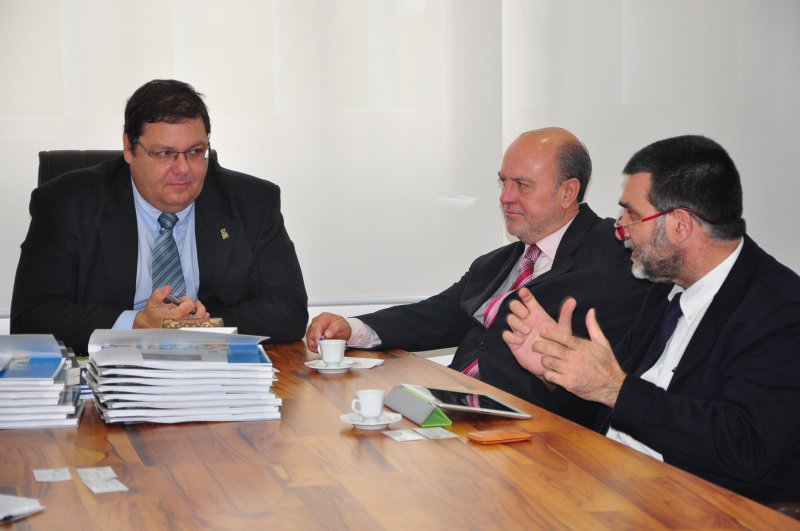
[346,317,382,348]
[113,310,138,330]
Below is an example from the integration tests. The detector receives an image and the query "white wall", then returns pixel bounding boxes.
[0,0,502,315]
[503,0,800,271]
[1,0,798,319]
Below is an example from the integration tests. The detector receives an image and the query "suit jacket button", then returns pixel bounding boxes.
[479,342,487,350]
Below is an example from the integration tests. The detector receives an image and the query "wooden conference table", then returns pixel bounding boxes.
[1,342,795,530]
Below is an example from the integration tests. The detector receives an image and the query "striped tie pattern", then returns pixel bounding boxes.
[152,212,186,297]
[463,244,541,380]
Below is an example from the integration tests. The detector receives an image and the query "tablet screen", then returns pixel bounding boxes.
[425,387,530,418]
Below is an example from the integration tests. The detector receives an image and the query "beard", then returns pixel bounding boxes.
[625,223,684,283]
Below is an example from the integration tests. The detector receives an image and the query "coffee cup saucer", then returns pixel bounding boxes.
[305,359,359,374]
[340,411,402,430]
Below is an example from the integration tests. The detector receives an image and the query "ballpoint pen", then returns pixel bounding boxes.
[164,294,198,316]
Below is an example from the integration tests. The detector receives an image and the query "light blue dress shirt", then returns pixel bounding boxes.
[112,180,200,328]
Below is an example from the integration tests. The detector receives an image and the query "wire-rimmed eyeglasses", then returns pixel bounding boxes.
[135,141,209,165]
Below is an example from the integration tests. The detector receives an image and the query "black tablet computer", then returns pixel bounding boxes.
[404,384,532,419]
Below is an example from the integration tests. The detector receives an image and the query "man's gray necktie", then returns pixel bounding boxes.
[152,212,186,297]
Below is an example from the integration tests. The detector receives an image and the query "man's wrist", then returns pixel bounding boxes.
[602,373,626,408]
[133,310,157,329]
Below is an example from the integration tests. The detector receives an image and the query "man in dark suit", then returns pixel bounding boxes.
[505,135,800,503]
[11,80,308,353]
[306,128,650,425]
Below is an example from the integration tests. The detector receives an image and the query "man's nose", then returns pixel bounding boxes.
[499,181,515,203]
[171,152,191,172]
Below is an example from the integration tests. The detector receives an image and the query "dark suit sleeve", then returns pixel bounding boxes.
[206,184,308,342]
[358,273,474,351]
[11,186,125,351]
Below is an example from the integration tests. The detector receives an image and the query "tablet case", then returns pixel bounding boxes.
[385,384,452,427]
[466,429,532,445]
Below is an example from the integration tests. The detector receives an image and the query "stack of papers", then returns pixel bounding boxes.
[0,335,85,430]
[86,330,281,424]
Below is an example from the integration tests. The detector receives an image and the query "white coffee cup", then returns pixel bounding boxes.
[319,339,346,366]
[351,389,385,420]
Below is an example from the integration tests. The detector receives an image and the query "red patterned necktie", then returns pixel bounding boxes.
[463,244,541,379]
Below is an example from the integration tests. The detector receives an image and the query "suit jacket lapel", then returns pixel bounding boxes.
[526,203,593,288]
[98,163,138,305]
[463,242,525,316]
[671,237,758,383]
[617,284,671,373]
[195,164,235,300]
[464,204,602,319]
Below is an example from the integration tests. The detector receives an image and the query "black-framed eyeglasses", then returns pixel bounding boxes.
[134,141,210,164]
[614,207,716,239]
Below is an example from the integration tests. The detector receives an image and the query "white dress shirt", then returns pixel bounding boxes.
[346,214,577,348]
[606,238,744,460]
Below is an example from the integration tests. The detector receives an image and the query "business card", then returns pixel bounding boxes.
[383,429,426,442]
[413,427,459,439]
[33,468,72,482]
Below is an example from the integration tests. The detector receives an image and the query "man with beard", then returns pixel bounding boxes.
[307,127,650,427]
[503,135,800,505]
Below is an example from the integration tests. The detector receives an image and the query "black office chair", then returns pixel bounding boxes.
[37,149,219,186]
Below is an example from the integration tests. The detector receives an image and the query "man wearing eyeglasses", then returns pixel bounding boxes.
[503,135,800,504]
[307,127,651,428]
[11,79,308,353]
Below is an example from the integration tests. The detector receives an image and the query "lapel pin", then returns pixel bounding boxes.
[220,228,229,240]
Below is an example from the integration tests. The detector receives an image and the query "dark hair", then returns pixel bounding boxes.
[123,79,210,146]
[623,135,745,240]
[556,139,592,202]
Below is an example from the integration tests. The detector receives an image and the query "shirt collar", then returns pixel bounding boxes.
[531,212,578,260]
[131,177,195,232]
[668,238,744,320]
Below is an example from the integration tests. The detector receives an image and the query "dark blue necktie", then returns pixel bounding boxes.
[636,292,683,376]
[152,212,186,297]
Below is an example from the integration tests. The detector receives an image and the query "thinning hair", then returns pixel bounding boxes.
[556,139,592,202]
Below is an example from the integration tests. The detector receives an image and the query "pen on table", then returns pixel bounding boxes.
[164,294,197,316]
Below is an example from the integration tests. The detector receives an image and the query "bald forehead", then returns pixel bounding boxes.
[503,130,565,170]
[513,127,578,150]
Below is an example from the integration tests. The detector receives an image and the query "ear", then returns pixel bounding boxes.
[123,133,134,164]
[560,178,580,207]
[670,208,694,243]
